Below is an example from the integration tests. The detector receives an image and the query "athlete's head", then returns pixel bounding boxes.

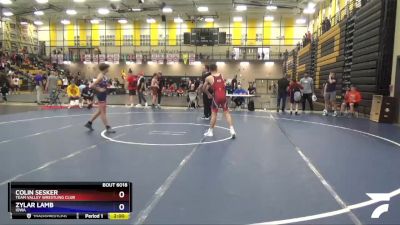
[209,64,218,72]
[128,69,133,74]
[99,63,110,73]
[304,73,309,78]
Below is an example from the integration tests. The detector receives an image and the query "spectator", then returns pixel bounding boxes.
[137,71,147,107]
[248,82,256,95]
[126,69,138,107]
[81,82,94,109]
[288,78,303,115]
[326,17,331,31]
[150,73,160,108]
[157,72,164,108]
[34,73,43,104]
[187,83,197,108]
[45,71,59,103]
[300,73,314,112]
[12,75,20,94]
[66,79,81,109]
[200,65,212,120]
[323,72,337,116]
[233,84,248,109]
[277,74,290,112]
[340,85,362,116]
[231,75,238,92]
[0,73,10,102]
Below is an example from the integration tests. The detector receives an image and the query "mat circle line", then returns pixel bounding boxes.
[101,123,232,146]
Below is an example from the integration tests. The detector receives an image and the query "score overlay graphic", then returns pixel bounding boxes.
[8,182,132,220]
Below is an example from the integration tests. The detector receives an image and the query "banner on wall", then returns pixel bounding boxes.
[151,54,157,63]
[166,54,173,64]
[85,54,91,63]
[107,54,114,63]
[99,54,105,63]
[182,53,188,65]
[114,54,120,64]
[173,54,179,63]
[157,54,164,64]
[136,53,142,64]
[189,53,195,65]
[93,54,99,64]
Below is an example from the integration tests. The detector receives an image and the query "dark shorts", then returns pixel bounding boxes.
[82,96,94,101]
[211,98,228,113]
[129,90,136,96]
[96,92,107,103]
[345,102,358,108]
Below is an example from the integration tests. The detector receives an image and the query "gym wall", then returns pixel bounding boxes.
[65,61,283,86]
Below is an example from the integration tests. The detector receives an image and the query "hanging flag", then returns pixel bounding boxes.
[182,53,188,64]
[85,54,91,63]
[99,54,105,63]
[136,53,142,64]
[114,54,120,64]
[93,54,99,64]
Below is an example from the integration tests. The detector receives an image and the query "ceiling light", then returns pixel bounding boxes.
[34,10,44,16]
[146,18,156,23]
[34,20,43,25]
[131,8,142,12]
[236,5,247,11]
[66,9,77,15]
[266,5,277,10]
[205,17,214,22]
[174,17,183,23]
[3,11,13,17]
[98,8,110,15]
[90,19,100,24]
[0,0,12,5]
[73,0,85,2]
[303,7,315,14]
[61,19,70,25]
[162,7,172,13]
[20,21,28,25]
[118,19,128,24]
[264,16,274,21]
[296,18,307,24]
[197,6,208,12]
[36,0,48,3]
[233,16,242,22]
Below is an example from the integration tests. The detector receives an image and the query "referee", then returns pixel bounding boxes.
[200,65,212,120]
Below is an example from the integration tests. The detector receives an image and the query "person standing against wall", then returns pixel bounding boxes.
[157,72,163,109]
[277,74,290,112]
[150,73,159,108]
[201,65,212,120]
[125,69,138,107]
[137,71,147,107]
[323,72,337,116]
[300,73,314,112]
[34,73,43,104]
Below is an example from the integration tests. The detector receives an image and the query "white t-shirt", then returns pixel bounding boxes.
[62,78,68,86]
[13,78,19,86]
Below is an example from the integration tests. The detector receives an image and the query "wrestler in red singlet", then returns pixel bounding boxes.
[211,74,228,113]
[203,64,236,139]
